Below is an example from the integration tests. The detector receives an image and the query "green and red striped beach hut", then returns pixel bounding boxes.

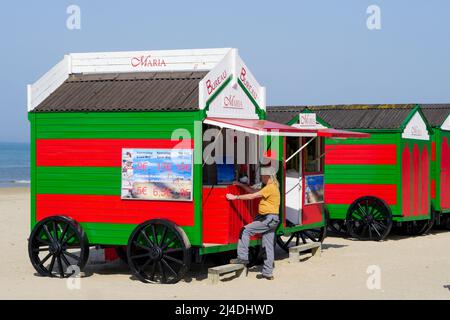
[27,48,366,283]
[268,104,450,240]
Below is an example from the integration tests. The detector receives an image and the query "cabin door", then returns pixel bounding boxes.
[285,137,302,226]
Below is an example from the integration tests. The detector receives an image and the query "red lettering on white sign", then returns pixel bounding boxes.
[240,67,258,101]
[131,55,167,68]
[206,70,227,95]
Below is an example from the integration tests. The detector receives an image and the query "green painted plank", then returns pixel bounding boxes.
[34,111,200,140]
[36,167,121,195]
[326,133,400,145]
[80,222,200,246]
[325,164,398,184]
[29,113,37,230]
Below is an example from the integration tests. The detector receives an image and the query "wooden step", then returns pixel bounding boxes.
[288,242,322,263]
[208,264,247,284]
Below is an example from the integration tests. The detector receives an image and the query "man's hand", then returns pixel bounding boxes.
[226,193,238,201]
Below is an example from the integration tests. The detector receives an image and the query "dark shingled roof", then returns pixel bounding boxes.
[267,104,450,129]
[33,71,208,112]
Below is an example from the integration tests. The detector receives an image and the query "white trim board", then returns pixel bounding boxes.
[27,48,232,112]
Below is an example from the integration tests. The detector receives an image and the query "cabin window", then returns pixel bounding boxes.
[202,125,261,186]
[304,138,323,173]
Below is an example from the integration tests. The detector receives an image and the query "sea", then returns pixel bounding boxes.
[0,142,30,188]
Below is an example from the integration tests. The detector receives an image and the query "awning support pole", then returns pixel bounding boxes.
[285,137,316,164]
[202,127,224,168]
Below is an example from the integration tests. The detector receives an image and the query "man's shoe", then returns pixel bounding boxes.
[256,274,274,280]
[229,258,249,265]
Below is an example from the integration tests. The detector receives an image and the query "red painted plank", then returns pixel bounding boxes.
[431,180,436,199]
[325,144,397,165]
[421,147,429,215]
[302,203,323,225]
[325,184,397,205]
[202,186,259,244]
[36,194,194,225]
[37,139,193,167]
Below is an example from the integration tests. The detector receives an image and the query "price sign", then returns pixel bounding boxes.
[121,148,193,201]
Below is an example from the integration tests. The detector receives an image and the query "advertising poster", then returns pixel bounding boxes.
[121,148,193,201]
[304,174,324,205]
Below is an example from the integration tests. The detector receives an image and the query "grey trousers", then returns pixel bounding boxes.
[237,214,280,277]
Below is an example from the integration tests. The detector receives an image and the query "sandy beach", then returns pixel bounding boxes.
[1,187,450,300]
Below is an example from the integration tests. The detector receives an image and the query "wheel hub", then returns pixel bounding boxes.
[149,246,163,261]
[49,242,62,255]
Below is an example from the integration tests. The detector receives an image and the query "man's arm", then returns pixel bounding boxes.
[226,191,262,201]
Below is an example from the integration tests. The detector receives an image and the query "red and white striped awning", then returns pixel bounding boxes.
[204,118,369,138]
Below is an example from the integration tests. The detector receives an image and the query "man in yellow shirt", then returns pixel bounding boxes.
[226,165,280,280]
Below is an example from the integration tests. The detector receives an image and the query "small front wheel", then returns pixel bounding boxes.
[28,216,89,278]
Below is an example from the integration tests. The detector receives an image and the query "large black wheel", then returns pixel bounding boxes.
[127,219,191,284]
[346,196,393,241]
[28,216,89,278]
[403,220,428,235]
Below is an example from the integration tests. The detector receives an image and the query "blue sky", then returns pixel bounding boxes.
[0,0,449,142]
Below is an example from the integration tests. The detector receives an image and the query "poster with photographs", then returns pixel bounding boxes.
[121,148,193,201]
[304,174,324,205]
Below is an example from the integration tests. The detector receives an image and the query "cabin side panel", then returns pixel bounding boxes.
[31,111,203,246]
[324,133,401,220]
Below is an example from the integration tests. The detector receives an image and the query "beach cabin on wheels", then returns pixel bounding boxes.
[27,48,367,284]
[420,104,450,227]
[268,104,441,241]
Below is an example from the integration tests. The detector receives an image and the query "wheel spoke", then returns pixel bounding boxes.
[165,248,183,254]
[139,258,153,271]
[163,254,184,265]
[53,221,58,241]
[299,232,307,244]
[160,226,168,246]
[43,225,55,242]
[60,224,69,245]
[130,253,151,260]
[38,252,52,266]
[48,255,56,273]
[158,261,167,283]
[133,241,152,252]
[61,232,76,247]
[61,253,72,269]
[63,250,81,262]
[285,234,295,248]
[140,230,154,247]
[161,258,178,277]
[57,256,64,277]
[151,225,158,246]
[150,262,157,281]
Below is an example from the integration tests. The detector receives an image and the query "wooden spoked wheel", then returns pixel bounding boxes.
[346,196,393,241]
[28,216,89,278]
[127,219,191,284]
[276,227,326,253]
